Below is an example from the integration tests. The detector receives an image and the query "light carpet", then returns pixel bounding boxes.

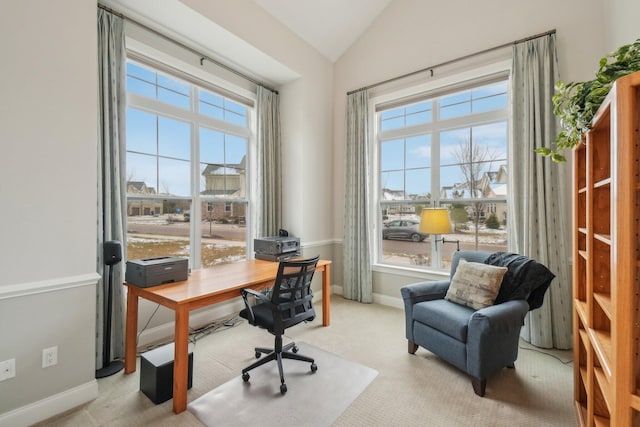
[188,342,378,427]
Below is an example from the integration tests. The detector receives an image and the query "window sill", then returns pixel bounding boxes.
[372,263,449,281]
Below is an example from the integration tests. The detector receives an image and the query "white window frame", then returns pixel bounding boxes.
[370,60,512,275]
[124,39,258,270]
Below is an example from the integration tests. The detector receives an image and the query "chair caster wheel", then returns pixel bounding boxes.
[292,345,299,353]
[255,351,261,359]
[280,383,287,394]
[311,363,318,373]
[242,372,250,382]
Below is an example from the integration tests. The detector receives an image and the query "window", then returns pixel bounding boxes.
[376,77,508,271]
[125,59,252,269]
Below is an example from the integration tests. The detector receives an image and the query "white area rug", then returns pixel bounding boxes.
[188,342,378,427]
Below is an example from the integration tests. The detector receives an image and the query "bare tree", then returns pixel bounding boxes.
[451,137,498,249]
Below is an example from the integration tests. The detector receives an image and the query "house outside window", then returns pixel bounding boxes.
[375,74,509,271]
[125,59,252,269]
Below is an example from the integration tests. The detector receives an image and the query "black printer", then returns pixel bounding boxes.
[125,256,189,287]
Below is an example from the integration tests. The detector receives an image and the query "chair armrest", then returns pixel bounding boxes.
[400,280,450,342]
[400,280,450,304]
[466,299,529,378]
[241,288,271,324]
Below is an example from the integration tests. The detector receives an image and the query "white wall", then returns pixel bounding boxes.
[603,0,640,51]
[332,0,610,298]
[0,0,99,424]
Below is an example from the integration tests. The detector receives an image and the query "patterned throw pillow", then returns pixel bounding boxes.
[445,259,508,310]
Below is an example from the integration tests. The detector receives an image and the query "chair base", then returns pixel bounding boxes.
[241,337,317,394]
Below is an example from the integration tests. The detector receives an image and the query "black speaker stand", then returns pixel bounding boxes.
[96,262,124,379]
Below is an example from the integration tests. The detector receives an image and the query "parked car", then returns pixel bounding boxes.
[382,220,428,242]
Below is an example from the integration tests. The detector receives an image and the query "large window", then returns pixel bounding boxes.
[125,59,252,269]
[376,77,508,271]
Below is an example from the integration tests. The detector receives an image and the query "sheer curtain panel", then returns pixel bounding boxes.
[256,85,282,237]
[510,34,572,349]
[343,90,373,303]
[97,9,127,368]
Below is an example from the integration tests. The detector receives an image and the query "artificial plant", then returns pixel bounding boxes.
[537,38,640,162]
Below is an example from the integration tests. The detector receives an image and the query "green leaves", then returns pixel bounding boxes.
[538,38,640,162]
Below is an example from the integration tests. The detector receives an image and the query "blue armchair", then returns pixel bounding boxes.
[401,251,554,396]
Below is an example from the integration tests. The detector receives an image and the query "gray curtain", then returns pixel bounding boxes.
[97,9,127,368]
[510,34,572,349]
[256,85,282,237]
[343,90,373,303]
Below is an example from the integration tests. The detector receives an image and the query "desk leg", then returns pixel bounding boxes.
[124,288,138,374]
[173,306,189,414]
[322,264,331,326]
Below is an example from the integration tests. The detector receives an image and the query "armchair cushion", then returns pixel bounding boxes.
[445,259,508,310]
[413,299,475,342]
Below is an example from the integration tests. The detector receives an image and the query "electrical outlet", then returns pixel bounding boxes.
[42,346,58,368]
[0,359,16,381]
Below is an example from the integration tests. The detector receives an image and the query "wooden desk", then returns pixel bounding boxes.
[123,258,331,414]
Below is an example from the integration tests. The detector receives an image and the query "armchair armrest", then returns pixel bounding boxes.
[400,280,450,342]
[466,299,529,379]
[400,280,450,304]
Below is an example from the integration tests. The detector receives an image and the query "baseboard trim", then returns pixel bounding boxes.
[0,380,98,427]
[331,286,403,309]
[0,273,100,300]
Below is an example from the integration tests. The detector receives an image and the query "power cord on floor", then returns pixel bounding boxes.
[135,310,244,356]
[519,345,573,365]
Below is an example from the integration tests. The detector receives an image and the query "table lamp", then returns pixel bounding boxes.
[419,208,460,251]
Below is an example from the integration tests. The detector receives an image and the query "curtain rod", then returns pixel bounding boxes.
[97,3,279,94]
[347,29,556,95]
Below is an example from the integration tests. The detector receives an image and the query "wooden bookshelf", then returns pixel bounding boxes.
[572,70,640,426]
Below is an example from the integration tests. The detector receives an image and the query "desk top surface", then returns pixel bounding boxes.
[124,258,330,305]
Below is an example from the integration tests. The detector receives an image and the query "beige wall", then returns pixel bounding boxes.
[0,0,99,423]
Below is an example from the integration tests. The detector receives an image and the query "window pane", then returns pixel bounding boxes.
[381,139,404,171]
[440,128,471,166]
[126,108,157,155]
[380,204,432,267]
[200,201,247,267]
[440,102,471,120]
[127,77,156,98]
[200,128,225,165]
[127,62,155,84]
[199,102,224,120]
[158,157,190,197]
[406,168,430,198]
[473,122,507,161]
[226,135,247,164]
[472,93,507,113]
[381,171,404,197]
[380,116,404,131]
[126,152,157,193]
[158,87,190,109]
[126,199,191,262]
[406,134,430,169]
[158,117,190,160]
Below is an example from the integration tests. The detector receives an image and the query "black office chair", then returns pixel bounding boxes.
[239,256,320,394]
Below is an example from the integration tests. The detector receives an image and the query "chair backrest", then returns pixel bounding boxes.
[270,256,320,330]
[450,251,492,277]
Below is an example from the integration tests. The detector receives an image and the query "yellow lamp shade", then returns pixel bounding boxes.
[419,208,452,234]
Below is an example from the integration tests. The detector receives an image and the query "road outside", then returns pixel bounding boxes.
[127,214,507,270]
